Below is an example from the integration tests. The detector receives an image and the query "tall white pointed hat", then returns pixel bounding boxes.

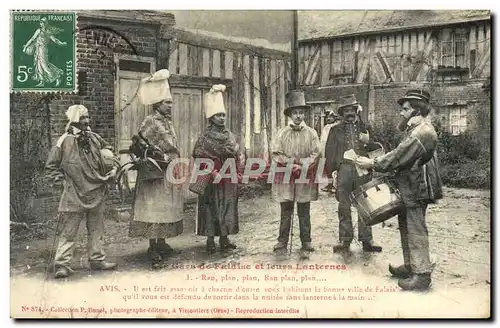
[138,69,172,106]
[205,84,226,119]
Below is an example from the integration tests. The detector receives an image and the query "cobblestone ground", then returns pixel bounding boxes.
[10,186,491,317]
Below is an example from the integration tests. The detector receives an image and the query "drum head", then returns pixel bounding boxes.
[360,202,404,226]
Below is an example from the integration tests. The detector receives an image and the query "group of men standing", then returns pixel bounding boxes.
[44,66,442,291]
[269,88,443,291]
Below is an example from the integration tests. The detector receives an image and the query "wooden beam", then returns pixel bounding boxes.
[243,55,251,150]
[320,42,330,85]
[202,48,210,77]
[178,43,188,75]
[376,49,395,82]
[169,75,232,88]
[213,49,221,78]
[270,59,277,139]
[172,28,291,60]
[356,39,371,83]
[402,33,410,81]
[168,41,178,74]
[224,52,233,79]
[472,42,490,78]
[305,45,321,85]
[410,31,435,81]
[253,56,261,134]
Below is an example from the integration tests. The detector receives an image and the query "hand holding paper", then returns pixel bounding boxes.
[343,149,370,176]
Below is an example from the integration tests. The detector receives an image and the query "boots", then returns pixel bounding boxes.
[389,264,412,279]
[333,241,351,253]
[206,237,216,253]
[362,241,383,252]
[54,266,70,279]
[301,242,315,252]
[90,261,118,271]
[273,241,287,252]
[398,273,432,291]
[219,236,237,250]
[147,239,163,268]
[157,239,179,256]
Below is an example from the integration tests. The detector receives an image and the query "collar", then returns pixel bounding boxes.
[70,125,91,135]
[153,112,169,121]
[407,115,428,129]
[289,121,307,131]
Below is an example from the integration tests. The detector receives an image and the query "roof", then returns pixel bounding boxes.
[299,10,491,41]
[78,10,175,25]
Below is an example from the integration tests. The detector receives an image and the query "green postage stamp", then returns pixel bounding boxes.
[10,11,77,93]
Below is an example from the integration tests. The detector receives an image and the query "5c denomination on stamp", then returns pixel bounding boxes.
[11,11,77,93]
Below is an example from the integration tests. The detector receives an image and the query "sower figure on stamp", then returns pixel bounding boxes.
[22,17,67,87]
[45,105,119,279]
[271,90,320,253]
[192,85,243,253]
[324,94,382,253]
[128,69,184,267]
[356,89,443,291]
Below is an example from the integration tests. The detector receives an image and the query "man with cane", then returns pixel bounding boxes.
[45,104,119,279]
[270,90,321,253]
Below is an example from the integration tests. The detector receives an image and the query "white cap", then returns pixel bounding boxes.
[138,69,172,105]
[205,84,226,119]
[65,104,89,130]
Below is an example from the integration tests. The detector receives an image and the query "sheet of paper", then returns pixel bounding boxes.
[343,149,369,176]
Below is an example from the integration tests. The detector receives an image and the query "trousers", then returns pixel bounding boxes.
[278,201,311,244]
[53,202,106,270]
[398,205,433,274]
[336,163,373,242]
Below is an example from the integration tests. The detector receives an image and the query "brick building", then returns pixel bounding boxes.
[10,10,293,223]
[297,10,491,137]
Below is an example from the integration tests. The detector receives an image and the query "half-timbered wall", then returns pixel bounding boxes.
[298,20,491,86]
[166,33,292,160]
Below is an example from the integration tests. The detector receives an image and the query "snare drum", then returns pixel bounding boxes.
[350,177,404,226]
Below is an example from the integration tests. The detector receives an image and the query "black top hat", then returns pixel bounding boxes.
[284,90,311,117]
[337,94,359,115]
[397,89,431,106]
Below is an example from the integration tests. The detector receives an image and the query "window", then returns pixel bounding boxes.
[440,28,467,68]
[449,105,468,135]
[330,39,354,77]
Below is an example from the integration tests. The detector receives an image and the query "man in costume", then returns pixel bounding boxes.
[271,90,320,253]
[45,105,118,278]
[356,89,443,291]
[324,94,382,253]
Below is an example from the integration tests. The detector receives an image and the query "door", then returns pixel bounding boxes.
[114,55,156,190]
[171,87,204,202]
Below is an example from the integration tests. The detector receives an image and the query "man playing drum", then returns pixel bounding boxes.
[324,95,382,253]
[356,89,443,291]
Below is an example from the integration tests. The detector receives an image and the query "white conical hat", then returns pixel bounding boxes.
[138,69,172,106]
[205,84,226,119]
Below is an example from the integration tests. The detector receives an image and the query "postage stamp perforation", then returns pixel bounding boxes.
[10,10,79,94]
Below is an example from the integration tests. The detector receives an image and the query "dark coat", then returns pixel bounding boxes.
[373,116,443,207]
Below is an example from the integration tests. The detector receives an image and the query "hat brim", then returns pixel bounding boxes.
[397,95,428,106]
[337,103,358,114]
[284,105,311,116]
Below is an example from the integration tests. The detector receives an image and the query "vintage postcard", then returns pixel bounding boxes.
[9,9,491,319]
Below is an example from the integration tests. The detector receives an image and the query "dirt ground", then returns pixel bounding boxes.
[9,185,491,317]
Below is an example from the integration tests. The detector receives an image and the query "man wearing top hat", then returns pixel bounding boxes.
[271,90,321,253]
[324,94,383,253]
[45,104,119,278]
[356,89,443,291]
